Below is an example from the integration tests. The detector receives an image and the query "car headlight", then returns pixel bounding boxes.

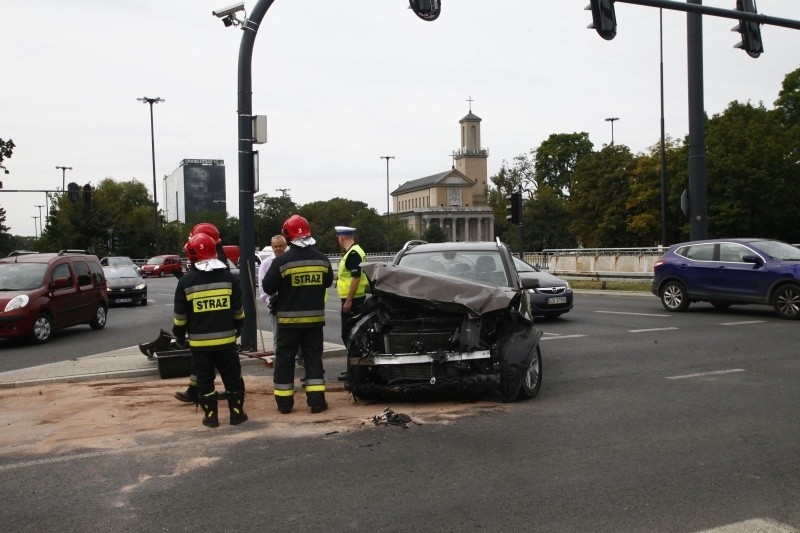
[135,283,146,290]
[5,294,30,312]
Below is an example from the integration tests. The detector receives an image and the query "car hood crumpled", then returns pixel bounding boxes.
[362,262,519,316]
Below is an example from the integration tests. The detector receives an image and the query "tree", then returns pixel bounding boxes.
[254,194,298,248]
[0,138,15,254]
[705,101,800,242]
[422,222,448,243]
[568,144,636,247]
[524,186,576,251]
[533,132,593,195]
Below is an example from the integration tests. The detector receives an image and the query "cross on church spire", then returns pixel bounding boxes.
[466,96,474,112]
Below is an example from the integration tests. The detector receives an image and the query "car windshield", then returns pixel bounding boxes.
[0,263,48,290]
[512,256,541,273]
[146,257,165,265]
[753,240,800,261]
[108,257,135,266]
[397,250,510,287]
[103,266,140,280]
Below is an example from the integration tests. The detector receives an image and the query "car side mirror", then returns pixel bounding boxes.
[521,277,540,290]
[742,254,760,264]
[52,277,70,289]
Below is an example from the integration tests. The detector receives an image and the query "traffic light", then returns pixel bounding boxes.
[586,0,617,41]
[83,183,92,204]
[506,190,522,225]
[67,182,80,204]
[409,0,441,22]
[732,0,763,58]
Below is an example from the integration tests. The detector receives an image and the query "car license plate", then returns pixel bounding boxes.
[117,298,132,303]
[547,296,567,305]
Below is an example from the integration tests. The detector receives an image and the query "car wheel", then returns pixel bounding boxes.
[773,285,800,320]
[140,297,148,306]
[31,313,53,344]
[517,345,542,400]
[660,281,689,312]
[159,271,165,278]
[90,304,108,330]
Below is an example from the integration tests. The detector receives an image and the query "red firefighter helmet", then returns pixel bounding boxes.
[184,233,218,263]
[282,214,311,241]
[191,222,221,244]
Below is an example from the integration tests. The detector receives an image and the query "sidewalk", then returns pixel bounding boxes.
[0,330,347,389]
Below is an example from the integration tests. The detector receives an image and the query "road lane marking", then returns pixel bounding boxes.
[666,368,745,380]
[628,327,679,333]
[540,334,587,340]
[719,320,766,326]
[595,311,671,317]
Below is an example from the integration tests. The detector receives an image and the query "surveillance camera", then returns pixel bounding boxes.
[212,2,245,18]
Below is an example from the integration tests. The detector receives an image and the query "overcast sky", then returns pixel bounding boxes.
[2,1,799,238]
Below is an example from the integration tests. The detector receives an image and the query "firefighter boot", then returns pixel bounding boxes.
[307,391,328,414]
[227,391,248,425]
[200,391,219,428]
[175,376,199,403]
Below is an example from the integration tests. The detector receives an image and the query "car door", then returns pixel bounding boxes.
[73,260,97,321]
[676,243,718,297]
[49,262,82,327]
[712,242,767,302]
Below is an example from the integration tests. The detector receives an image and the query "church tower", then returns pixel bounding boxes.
[454,102,488,206]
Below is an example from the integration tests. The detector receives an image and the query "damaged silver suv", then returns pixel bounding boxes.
[344,240,543,402]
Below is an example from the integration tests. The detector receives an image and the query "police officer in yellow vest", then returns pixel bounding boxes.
[335,225,368,345]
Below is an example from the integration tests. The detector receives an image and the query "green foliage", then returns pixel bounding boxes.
[0,138,14,175]
[254,194,298,248]
[524,186,576,250]
[533,132,593,195]
[422,222,448,243]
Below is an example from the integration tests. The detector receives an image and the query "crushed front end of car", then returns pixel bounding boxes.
[345,262,543,403]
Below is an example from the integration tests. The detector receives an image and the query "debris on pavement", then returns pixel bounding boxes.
[372,407,415,429]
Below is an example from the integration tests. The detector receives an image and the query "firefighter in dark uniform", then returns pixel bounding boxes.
[262,214,333,414]
[173,222,230,404]
[173,232,247,428]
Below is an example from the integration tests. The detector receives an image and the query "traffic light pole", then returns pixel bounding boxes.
[616,0,800,29]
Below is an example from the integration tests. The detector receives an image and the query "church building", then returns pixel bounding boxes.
[391,106,495,242]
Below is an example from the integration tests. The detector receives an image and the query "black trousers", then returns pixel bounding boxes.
[192,346,244,396]
[340,296,366,346]
[273,327,325,409]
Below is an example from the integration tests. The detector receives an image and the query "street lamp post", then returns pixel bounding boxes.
[604,117,619,146]
[32,216,39,238]
[35,204,45,236]
[137,96,165,251]
[55,165,72,192]
[380,155,395,252]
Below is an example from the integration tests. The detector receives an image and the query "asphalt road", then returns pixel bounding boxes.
[0,276,346,372]
[1,290,798,531]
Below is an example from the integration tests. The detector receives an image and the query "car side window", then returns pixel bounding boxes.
[684,244,715,261]
[51,263,73,290]
[74,261,92,287]
[719,243,748,263]
[88,261,105,285]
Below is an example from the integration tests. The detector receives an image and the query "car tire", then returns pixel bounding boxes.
[159,271,164,278]
[140,298,148,306]
[31,313,53,344]
[90,304,108,330]
[772,285,800,320]
[660,281,690,312]
[517,345,542,400]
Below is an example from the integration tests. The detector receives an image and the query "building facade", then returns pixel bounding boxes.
[391,109,494,242]
[163,159,226,223]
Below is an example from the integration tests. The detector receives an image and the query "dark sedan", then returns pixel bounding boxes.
[652,238,800,320]
[513,256,573,317]
[103,266,148,307]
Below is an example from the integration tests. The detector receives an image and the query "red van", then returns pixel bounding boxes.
[0,251,108,343]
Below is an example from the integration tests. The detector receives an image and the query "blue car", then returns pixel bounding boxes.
[651,238,800,320]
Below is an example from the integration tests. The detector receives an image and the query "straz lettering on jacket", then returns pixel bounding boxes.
[285,264,327,287]
[187,285,232,313]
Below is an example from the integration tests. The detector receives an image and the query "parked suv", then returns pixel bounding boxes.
[141,254,182,277]
[0,250,109,343]
[652,238,800,320]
